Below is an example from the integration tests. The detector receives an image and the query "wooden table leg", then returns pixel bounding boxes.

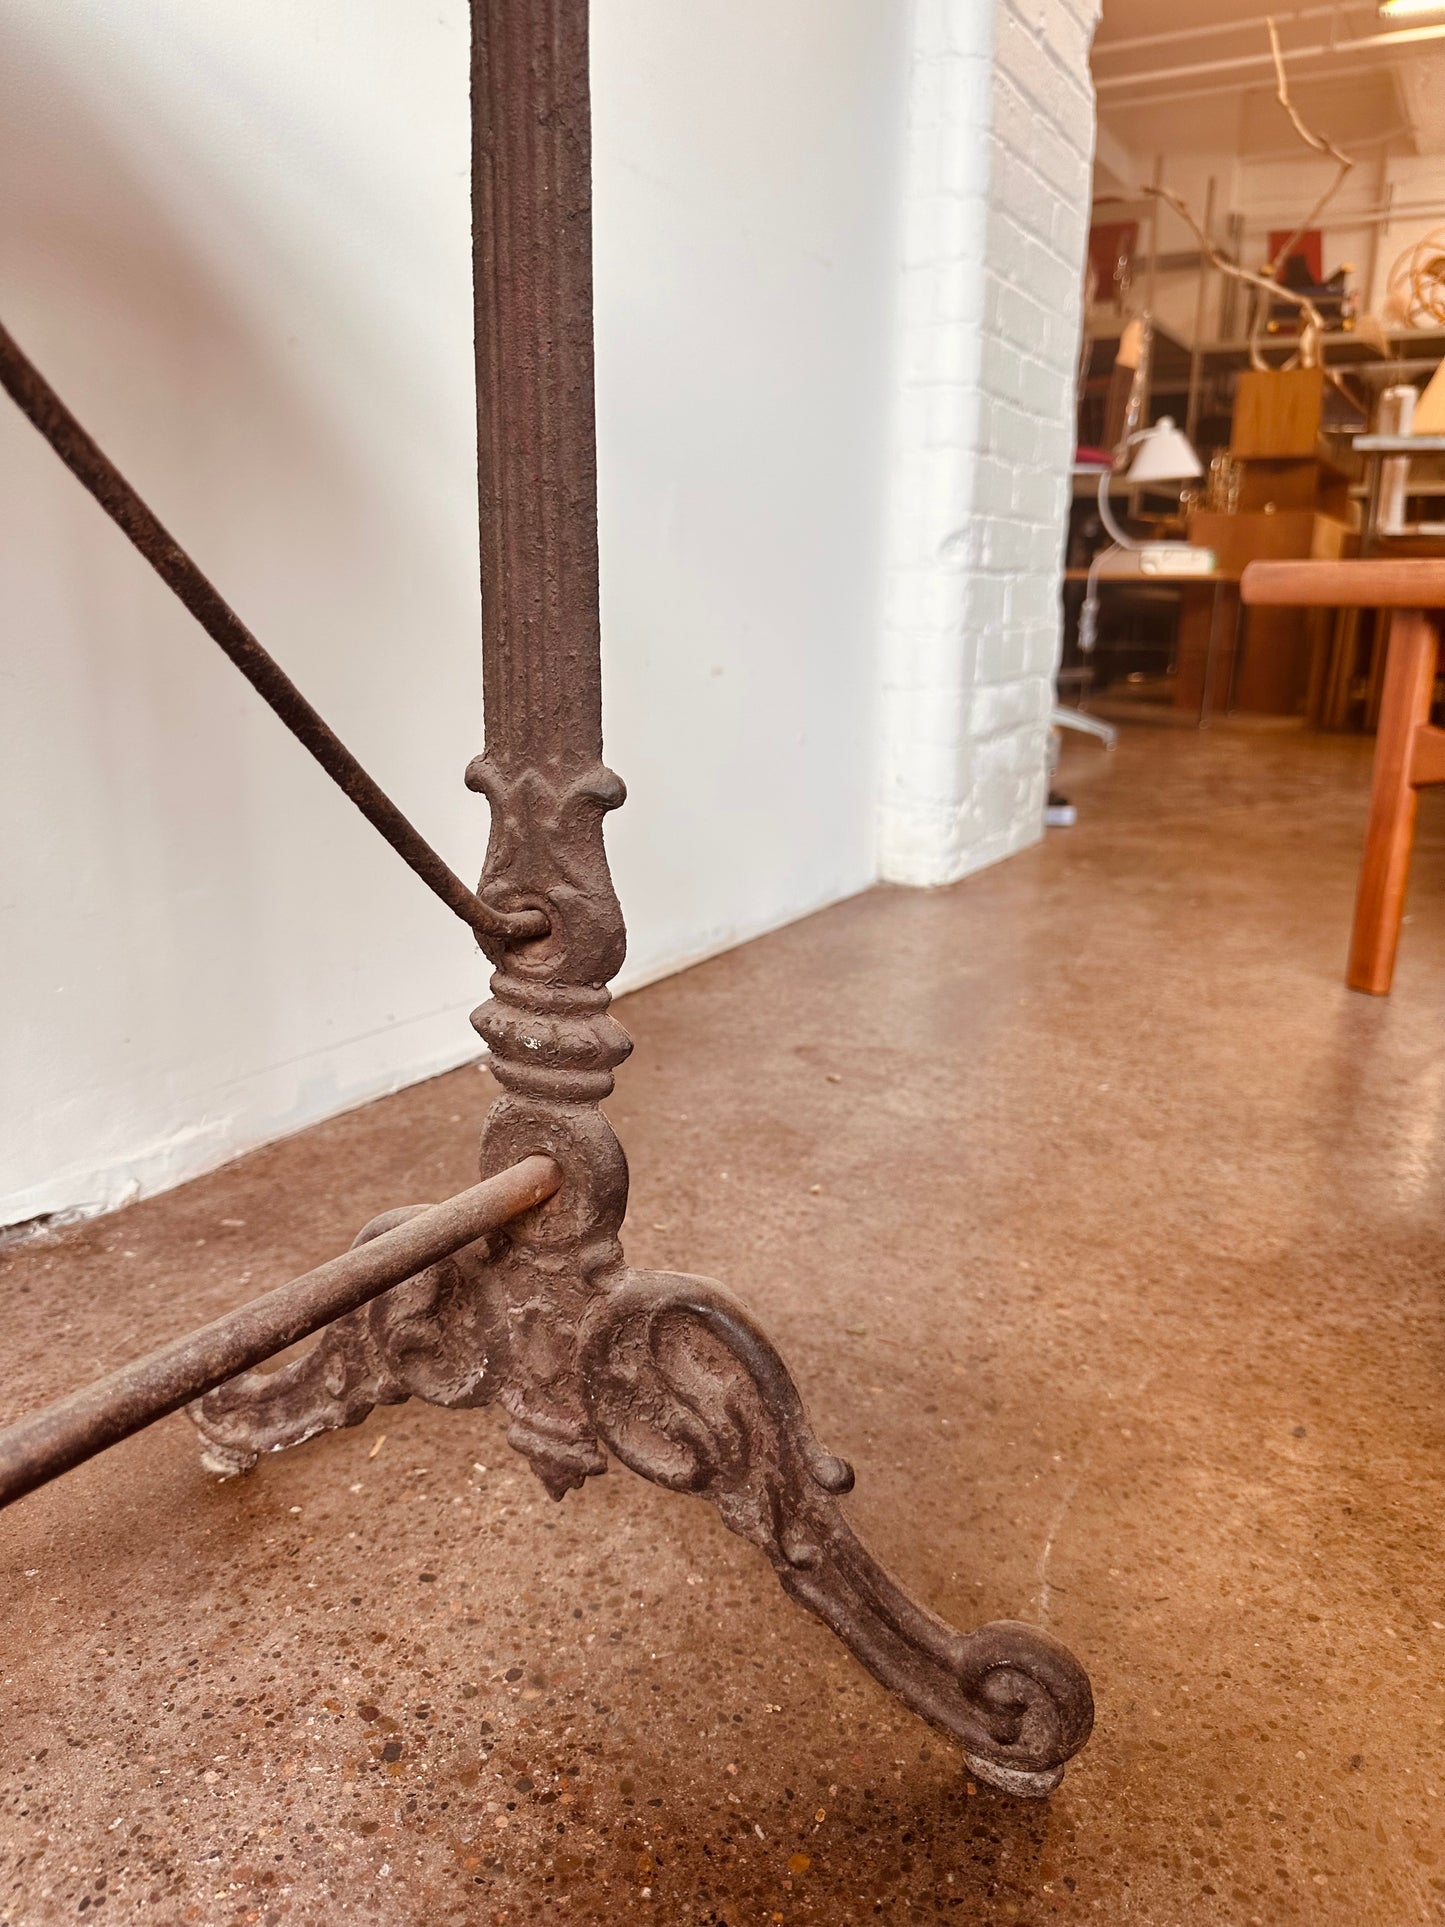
[1174,581,1239,718]
[1347,609,1439,995]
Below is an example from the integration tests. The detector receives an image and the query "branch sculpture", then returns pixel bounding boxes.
[1142,15,1356,373]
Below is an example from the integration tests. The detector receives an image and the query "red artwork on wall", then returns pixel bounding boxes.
[1269,228,1323,284]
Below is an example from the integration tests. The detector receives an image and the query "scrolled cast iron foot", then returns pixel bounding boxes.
[190,1207,511,1477]
[579,1271,1094,1796]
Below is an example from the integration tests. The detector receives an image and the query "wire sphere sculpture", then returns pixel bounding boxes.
[1386,227,1445,329]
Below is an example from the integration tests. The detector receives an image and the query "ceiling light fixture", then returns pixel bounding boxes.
[1379,0,1445,17]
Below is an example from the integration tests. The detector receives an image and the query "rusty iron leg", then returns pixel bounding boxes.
[1,0,1095,1797]
[1347,610,1442,995]
[188,0,1094,1796]
[0,1161,560,1508]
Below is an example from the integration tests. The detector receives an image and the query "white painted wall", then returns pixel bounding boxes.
[592,0,907,985]
[878,0,1101,885]
[0,0,910,1225]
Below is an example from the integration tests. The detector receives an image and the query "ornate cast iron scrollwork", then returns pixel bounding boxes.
[191,0,1094,1796]
[580,1272,1093,1794]
[197,1246,1093,1795]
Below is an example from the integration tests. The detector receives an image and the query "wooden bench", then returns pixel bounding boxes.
[1241,559,1445,996]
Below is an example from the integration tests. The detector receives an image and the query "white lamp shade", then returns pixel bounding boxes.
[1124,416,1203,485]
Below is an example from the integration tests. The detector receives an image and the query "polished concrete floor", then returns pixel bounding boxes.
[5,716,1445,1926]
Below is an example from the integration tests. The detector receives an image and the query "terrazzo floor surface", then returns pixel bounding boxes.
[4,715,1445,1925]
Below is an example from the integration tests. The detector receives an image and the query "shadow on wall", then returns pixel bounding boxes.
[0,7,492,1222]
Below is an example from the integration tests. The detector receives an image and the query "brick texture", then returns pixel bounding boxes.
[878,0,1100,886]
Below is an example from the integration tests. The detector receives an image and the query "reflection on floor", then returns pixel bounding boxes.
[4,716,1445,1926]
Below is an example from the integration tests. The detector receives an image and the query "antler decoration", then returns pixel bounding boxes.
[191,0,1095,1796]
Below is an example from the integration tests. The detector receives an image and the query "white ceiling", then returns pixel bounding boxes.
[1093,1,1445,174]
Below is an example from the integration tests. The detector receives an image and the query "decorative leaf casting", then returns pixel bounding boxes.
[194,755,633,1504]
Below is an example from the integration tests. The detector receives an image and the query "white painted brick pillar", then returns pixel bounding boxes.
[878,0,1100,885]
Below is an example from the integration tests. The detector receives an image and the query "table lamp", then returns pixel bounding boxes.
[1098,416,1203,546]
[1078,417,1209,656]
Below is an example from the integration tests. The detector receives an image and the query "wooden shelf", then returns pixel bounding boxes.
[1082,318,1192,385]
[1199,331,1389,371]
[1083,326,1445,381]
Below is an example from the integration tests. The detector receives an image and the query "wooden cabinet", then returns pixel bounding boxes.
[1230,366,1325,459]
[1178,511,1352,716]
[1174,370,1358,715]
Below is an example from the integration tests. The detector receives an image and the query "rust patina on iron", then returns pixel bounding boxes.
[0,1159,561,1509]
[0,0,1094,1798]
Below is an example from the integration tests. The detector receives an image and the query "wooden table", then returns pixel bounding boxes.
[1063,554,1238,725]
[1241,559,1445,995]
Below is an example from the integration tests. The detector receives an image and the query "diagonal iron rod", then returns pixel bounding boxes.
[0,319,546,948]
[0,1154,561,1511]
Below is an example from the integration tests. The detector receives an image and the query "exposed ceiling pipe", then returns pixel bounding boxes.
[1097,64,1418,113]
[1095,2,1373,61]
[1099,64,1412,110]
[1096,21,1445,92]
[1237,200,1445,227]
[1244,124,1414,156]
[1092,197,1445,231]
